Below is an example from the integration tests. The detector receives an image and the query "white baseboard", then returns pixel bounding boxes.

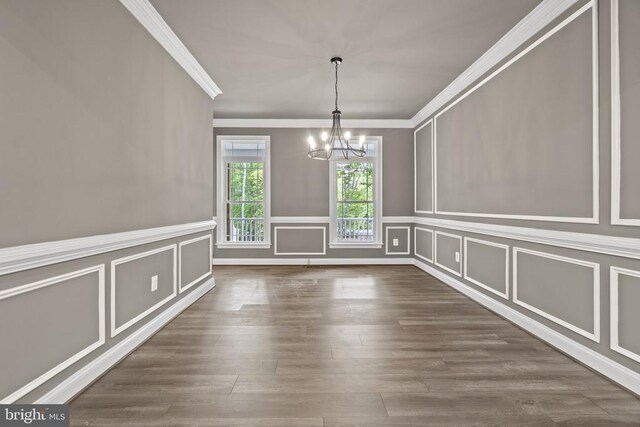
[212,258,414,266]
[413,260,640,396]
[34,277,215,404]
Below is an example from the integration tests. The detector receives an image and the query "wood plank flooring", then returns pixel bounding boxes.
[70,266,640,426]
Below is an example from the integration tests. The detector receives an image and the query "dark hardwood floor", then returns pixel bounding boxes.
[70,266,640,426]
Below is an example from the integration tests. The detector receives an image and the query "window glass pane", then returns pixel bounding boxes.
[335,161,375,241]
[228,162,264,202]
[223,141,265,158]
[336,163,373,202]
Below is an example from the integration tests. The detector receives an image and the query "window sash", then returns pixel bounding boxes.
[330,140,381,244]
[224,160,265,243]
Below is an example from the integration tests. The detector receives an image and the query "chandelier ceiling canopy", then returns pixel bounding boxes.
[307,57,366,160]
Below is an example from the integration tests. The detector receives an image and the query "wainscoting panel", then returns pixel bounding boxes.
[385,226,411,255]
[414,119,433,213]
[0,265,105,403]
[178,234,212,293]
[435,231,462,277]
[110,245,177,337]
[433,2,597,222]
[610,266,640,363]
[414,227,434,263]
[274,226,326,256]
[513,247,599,342]
[463,237,509,299]
[611,0,640,225]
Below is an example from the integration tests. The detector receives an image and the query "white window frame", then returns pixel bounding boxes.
[329,136,383,248]
[216,135,271,248]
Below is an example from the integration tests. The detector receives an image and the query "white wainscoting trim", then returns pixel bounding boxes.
[463,237,510,300]
[0,220,216,276]
[413,259,640,396]
[386,226,411,255]
[414,227,434,264]
[211,258,414,266]
[434,231,463,277]
[274,226,327,256]
[413,216,640,260]
[610,266,640,364]
[382,216,415,224]
[118,0,222,100]
[414,119,434,214]
[213,119,413,129]
[178,234,213,294]
[271,217,330,223]
[410,0,580,126]
[0,265,106,404]
[610,0,640,226]
[110,245,178,338]
[35,277,215,404]
[513,247,600,343]
[431,1,599,224]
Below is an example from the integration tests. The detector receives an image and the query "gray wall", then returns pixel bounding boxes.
[0,0,215,403]
[436,8,593,218]
[0,0,214,248]
[212,127,414,259]
[413,0,640,376]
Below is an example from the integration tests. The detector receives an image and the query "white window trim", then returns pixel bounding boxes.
[215,135,271,248]
[329,136,383,248]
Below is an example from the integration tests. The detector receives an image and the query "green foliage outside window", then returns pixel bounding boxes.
[226,162,265,240]
[336,162,374,220]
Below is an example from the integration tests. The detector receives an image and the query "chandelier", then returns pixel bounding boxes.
[307,57,366,160]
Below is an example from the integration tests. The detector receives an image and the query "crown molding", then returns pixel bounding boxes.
[409,0,581,127]
[212,118,413,129]
[119,0,222,100]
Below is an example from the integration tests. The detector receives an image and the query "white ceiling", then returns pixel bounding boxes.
[150,0,541,119]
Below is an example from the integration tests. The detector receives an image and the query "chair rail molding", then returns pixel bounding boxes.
[0,220,216,276]
[119,0,222,100]
[410,0,581,127]
[413,217,640,260]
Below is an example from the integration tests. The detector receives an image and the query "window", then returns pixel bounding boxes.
[216,136,270,247]
[330,137,382,247]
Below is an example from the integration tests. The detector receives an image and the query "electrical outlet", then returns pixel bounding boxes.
[393,238,399,247]
[151,275,158,292]
[455,252,460,262]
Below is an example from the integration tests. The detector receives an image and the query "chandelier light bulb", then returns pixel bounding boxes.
[344,131,351,140]
[321,132,329,141]
[359,135,365,143]
[307,136,316,149]
[325,144,331,151]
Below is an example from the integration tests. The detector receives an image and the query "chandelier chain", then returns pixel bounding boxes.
[334,60,339,111]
